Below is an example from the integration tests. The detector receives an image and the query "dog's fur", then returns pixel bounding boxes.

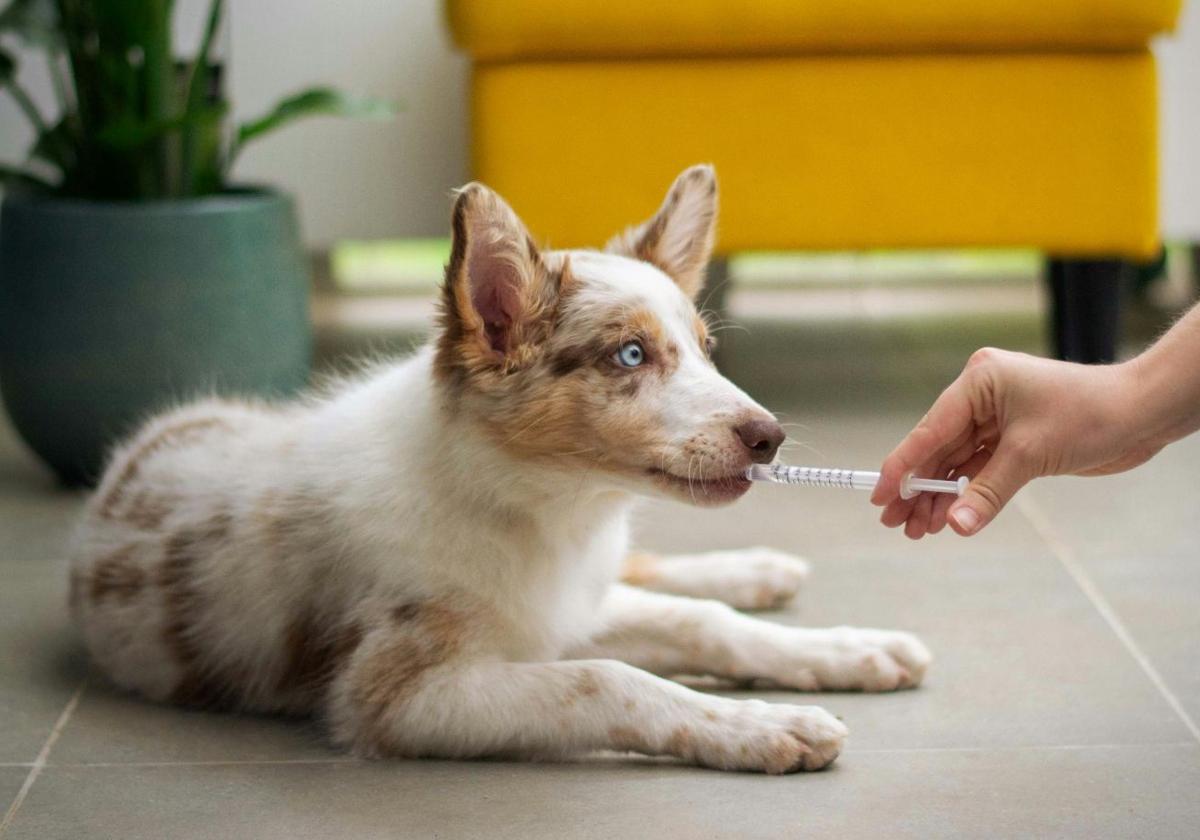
[70,166,930,773]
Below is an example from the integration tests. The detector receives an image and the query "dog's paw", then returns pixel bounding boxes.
[774,627,933,692]
[692,700,847,773]
[715,547,812,610]
[645,547,811,610]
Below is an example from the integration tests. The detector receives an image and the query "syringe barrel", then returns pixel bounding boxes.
[747,464,969,496]
[756,465,878,489]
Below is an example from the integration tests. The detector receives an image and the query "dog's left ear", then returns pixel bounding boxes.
[606,164,718,300]
[439,183,559,369]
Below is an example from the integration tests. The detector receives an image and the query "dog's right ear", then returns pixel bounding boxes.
[436,184,559,378]
[606,164,717,300]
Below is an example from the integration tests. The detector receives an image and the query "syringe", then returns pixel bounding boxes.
[746,464,968,499]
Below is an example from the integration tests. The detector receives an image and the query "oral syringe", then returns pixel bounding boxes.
[746,464,968,499]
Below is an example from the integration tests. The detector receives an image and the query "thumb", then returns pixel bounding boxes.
[947,443,1034,535]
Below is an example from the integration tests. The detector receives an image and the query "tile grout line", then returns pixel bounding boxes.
[1016,494,1200,744]
[0,680,86,837]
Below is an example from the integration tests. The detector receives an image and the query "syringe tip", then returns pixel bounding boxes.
[746,464,772,482]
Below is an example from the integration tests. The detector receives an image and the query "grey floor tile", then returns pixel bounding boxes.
[1070,550,1200,729]
[0,767,32,826]
[1022,436,1200,727]
[50,683,340,765]
[1024,433,1200,559]
[6,745,1197,840]
[0,491,87,764]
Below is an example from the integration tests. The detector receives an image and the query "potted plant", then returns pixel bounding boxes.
[0,0,391,484]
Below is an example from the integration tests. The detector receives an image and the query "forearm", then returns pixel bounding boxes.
[1125,302,1200,450]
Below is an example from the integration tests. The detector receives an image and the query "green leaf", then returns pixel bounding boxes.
[231,87,394,160]
[0,0,61,48]
[0,162,54,190]
[181,0,224,194]
[95,102,227,151]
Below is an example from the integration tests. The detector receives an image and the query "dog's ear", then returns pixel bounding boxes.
[438,183,558,371]
[606,164,717,300]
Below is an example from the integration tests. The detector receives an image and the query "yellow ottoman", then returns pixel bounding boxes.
[447,0,1183,361]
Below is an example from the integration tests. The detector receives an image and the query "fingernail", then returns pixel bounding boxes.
[951,506,980,534]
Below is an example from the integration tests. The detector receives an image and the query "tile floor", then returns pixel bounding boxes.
[2,298,1198,839]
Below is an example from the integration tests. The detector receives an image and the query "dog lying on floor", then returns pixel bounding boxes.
[70,165,930,773]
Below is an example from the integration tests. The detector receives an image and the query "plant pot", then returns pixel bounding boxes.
[0,188,311,486]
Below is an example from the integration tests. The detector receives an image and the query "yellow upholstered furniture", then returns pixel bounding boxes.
[446,0,1183,361]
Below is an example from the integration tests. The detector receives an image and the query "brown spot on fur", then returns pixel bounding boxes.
[278,613,364,701]
[703,710,718,722]
[608,726,642,752]
[616,377,642,398]
[99,418,230,520]
[252,487,336,560]
[158,511,235,709]
[693,313,714,358]
[664,726,695,759]
[547,337,607,378]
[121,489,174,530]
[90,547,145,603]
[573,669,600,698]
[390,603,423,624]
[620,552,661,588]
[352,600,467,745]
[625,308,671,361]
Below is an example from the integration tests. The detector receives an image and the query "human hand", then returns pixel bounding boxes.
[870,348,1159,538]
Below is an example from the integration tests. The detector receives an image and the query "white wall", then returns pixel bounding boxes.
[224,1,468,247]
[0,0,468,249]
[2,0,1197,245]
[1157,0,1200,242]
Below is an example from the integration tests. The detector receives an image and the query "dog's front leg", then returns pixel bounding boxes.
[621,548,811,610]
[329,649,845,773]
[570,585,932,692]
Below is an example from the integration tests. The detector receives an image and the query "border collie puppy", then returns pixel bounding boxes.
[71,166,930,773]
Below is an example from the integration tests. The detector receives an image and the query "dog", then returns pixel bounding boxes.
[70,165,930,774]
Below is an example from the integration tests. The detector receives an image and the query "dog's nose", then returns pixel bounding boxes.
[733,417,785,464]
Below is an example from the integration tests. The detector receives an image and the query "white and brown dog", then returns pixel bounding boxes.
[70,165,930,774]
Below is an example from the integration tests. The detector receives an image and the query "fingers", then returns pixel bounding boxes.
[871,375,978,508]
[944,441,1034,535]
[887,439,1033,539]
[881,437,985,537]
[927,490,955,535]
[904,493,934,540]
[927,448,991,535]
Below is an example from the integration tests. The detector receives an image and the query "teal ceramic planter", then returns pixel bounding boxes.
[0,188,311,485]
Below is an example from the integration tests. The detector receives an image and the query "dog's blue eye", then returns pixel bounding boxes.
[615,341,645,368]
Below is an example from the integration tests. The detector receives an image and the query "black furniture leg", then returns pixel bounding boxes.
[1045,258,1128,364]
